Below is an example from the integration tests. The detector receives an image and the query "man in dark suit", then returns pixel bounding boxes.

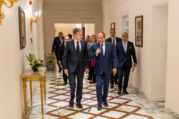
[116,32,137,95]
[68,34,72,40]
[63,28,89,109]
[90,32,117,110]
[52,32,64,72]
[58,36,69,85]
[106,29,121,88]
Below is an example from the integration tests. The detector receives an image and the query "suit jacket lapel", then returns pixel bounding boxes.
[126,41,129,54]
[71,39,77,54]
[121,41,125,54]
[97,42,102,57]
[80,40,84,55]
[58,37,61,44]
[110,38,112,43]
[104,42,107,57]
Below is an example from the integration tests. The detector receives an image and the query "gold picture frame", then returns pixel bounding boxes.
[135,15,143,47]
[18,7,26,49]
[111,22,115,30]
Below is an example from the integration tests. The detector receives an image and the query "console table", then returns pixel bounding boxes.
[21,67,46,119]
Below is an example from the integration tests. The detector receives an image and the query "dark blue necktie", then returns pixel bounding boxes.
[101,44,104,56]
[76,42,80,55]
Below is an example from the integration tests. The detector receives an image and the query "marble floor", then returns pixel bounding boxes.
[23,71,179,119]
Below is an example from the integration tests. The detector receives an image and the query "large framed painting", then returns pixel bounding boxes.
[111,22,115,30]
[135,15,143,47]
[18,7,26,49]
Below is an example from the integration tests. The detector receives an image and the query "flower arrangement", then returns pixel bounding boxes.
[26,54,43,71]
[44,53,56,63]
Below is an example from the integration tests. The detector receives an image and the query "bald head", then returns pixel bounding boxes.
[122,32,128,42]
[58,32,63,38]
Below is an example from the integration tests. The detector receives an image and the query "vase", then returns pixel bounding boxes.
[32,66,38,72]
[46,62,55,71]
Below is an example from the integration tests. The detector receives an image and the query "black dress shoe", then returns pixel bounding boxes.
[110,84,114,88]
[118,90,121,95]
[103,102,108,107]
[123,90,129,94]
[97,105,102,110]
[76,103,83,109]
[69,99,74,107]
[63,82,67,85]
[69,102,74,107]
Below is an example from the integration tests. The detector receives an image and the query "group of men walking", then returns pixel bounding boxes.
[52,28,137,110]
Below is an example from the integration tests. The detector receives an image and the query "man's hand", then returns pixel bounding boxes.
[58,61,61,64]
[85,69,89,74]
[134,63,137,67]
[52,52,55,55]
[113,69,117,75]
[96,48,101,55]
[64,69,68,75]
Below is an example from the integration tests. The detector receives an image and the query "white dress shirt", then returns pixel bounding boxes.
[101,42,105,56]
[74,39,81,51]
[111,37,116,46]
[122,41,128,52]
[59,37,63,44]
[96,42,105,56]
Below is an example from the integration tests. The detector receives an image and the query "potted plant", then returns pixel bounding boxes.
[26,54,43,71]
[45,53,56,71]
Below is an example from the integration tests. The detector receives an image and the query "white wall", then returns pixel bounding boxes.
[151,4,168,101]
[85,24,95,37]
[102,0,179,114]
[43,0,103,55]
[0,0,44,118]
[165,0,179,114]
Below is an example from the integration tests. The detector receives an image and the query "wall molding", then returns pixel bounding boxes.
[53,14,96,19]
[43,4,102,10]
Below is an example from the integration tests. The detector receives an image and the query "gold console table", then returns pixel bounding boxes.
[21,67,46,119]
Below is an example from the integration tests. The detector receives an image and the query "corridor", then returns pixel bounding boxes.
[24,71,176,119]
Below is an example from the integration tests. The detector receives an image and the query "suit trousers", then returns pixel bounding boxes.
[88,61,91,80]
[69,71,84,103]
[118,62,131,91]
[89,67,96,83]
[56,54,61,72]
[96,72,110,105]
[110,70,118,85]
[62,67,68,83]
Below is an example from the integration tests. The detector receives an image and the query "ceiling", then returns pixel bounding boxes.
[43,0,102,4]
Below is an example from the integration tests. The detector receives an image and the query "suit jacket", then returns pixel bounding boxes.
[58,42,65,63]
[63,39,89,73]
[90,42,118,75]
[52,37,63,61]
[116,41,137,68]
[106,37,121,44]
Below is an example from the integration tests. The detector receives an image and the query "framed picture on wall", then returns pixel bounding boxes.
[135,15,143,47]
[18,7,26,49]
[111,22,115,30]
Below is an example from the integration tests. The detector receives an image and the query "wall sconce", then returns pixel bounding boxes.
[30,11,41,33]
[0,0,20,25]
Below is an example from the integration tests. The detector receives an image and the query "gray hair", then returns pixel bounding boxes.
[73,28,82,36]
[64,36,69,39]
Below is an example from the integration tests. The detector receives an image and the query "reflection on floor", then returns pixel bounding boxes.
[24,71,178,119]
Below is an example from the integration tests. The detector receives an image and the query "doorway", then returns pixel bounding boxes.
[121,13,129,40]
[54,23,95,39]
[151,3,168,101]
